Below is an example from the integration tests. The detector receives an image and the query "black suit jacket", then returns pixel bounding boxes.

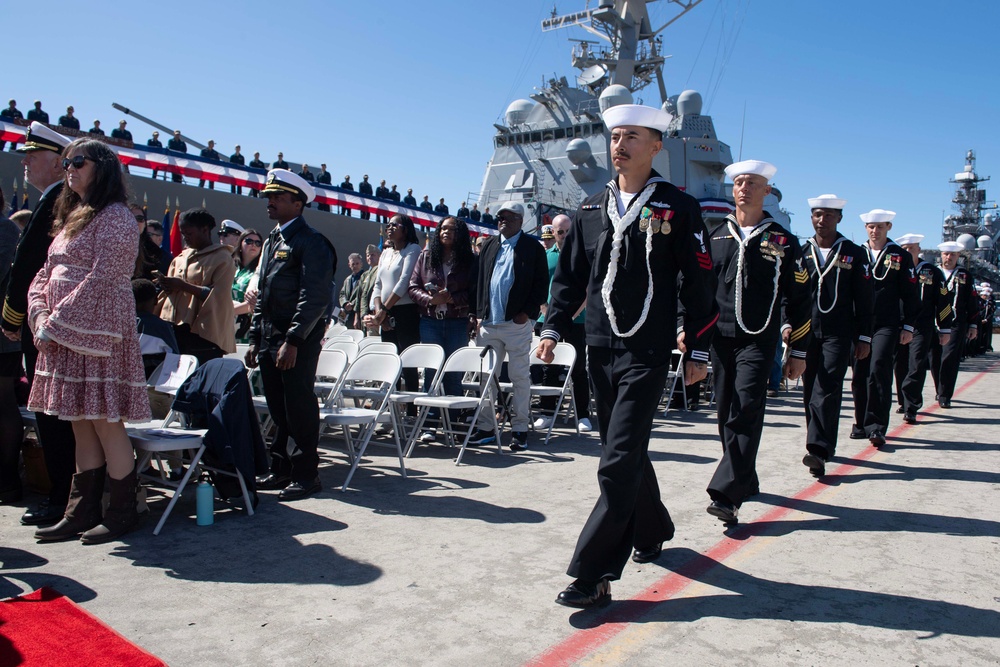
[472,232,548,323]
[2,183,63,333]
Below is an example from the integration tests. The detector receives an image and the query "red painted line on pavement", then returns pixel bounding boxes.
[526,359,999,667]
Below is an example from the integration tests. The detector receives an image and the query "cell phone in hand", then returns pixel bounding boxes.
[425,282,438,294]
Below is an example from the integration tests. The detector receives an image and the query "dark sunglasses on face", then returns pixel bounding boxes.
[555,229,568,236]
[61,155,94,170]
[243,238,263,247]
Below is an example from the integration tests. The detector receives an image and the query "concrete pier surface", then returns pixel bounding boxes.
[1,354,998,666]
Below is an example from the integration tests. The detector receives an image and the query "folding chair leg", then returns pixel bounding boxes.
[235,471,255,517]
[153,446,205,536]
[404,407,430,457]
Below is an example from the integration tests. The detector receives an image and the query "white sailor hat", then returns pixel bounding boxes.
[219,219,245,235]
[724,159,777,182]
[807,194,847,210]
[261,169,315,204]
[601,104,672,133]
[937,241,964,252]
[496,201,525,217]
[895,233,924,246]
[16,121,70,154]
[859,209,896,224]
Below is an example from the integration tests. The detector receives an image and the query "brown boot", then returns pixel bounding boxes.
[81,469,140,545]
[34,467,106,542]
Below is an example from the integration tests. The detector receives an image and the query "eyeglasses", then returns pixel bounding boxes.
[385,221,401,228]
[61,155,95,170]
[243,238,263,247]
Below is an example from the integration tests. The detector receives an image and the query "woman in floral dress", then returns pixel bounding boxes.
[29,138,150,544]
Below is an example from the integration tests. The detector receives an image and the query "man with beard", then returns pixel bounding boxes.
[1,123,77,526]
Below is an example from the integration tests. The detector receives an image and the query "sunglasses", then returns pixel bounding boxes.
[61,155,95,170]
[555,229,568,236]
[243,238,263,247]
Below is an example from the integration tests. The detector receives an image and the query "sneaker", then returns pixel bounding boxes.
[533,416,553,430]
[509,431,529,452]
[468,429,496,445]
[419,430,437,443]
[577,418,593,433]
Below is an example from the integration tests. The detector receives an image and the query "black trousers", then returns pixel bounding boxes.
[539,322,591,419]
[258,328,323,482]
[894,326,933,416]
[931,323,967,401]
[803,334,851,459]
[707,335,777,507]
[381,303,420,394]
[566,346,673,582]
[22,329,76,505]
[852,326,898,435]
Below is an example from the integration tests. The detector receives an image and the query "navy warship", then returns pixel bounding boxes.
[941,149,998,286]
[474,0,741,233]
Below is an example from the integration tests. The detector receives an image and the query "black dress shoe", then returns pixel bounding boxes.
[278,478,321,501]
[632,543,663,564]
[256,473,292,490]
[555,578,611,608]
[21,500,67,526]
[939,398,952,409]
[849,426,866,440]
[895,405,905,414]
[869,430,886,447]
[707,500,738,524]
[802,453,826,477]
[903,413,918,425]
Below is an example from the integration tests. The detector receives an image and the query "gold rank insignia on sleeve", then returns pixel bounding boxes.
[794,268,809,283]
[789,320,811,343]
[939,305,952,320]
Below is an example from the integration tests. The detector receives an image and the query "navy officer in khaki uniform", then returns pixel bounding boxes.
[538,103,719,608]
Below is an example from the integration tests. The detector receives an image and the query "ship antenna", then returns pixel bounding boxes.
[738,101,746,160]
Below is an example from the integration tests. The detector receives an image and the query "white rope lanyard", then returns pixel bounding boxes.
[866,243,893,281]
[809,241,843,315]
[730,219,781,335]
[601,185,657,337]
[945,267,961,314]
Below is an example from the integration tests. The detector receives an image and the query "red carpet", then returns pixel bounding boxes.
[0,587,166,666]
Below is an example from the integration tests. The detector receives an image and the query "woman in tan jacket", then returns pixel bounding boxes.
[155,208,236,364]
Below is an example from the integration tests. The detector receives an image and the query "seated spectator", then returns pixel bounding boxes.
[27,100,48,123]
[111,120,132,142]
[132,279,180,379]
[154,208,236,364]
[89,119,105,135]
[58,105,80,131]
[145,221,173,274]
[232,229,262,343]
[218,219,245,248]
[199,140,220,189]
[129,204,162,280]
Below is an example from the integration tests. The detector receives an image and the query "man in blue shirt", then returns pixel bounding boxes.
[469,202,549,451]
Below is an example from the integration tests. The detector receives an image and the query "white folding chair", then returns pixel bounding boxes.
[358,336,387,351]
[662,349,688,414]
[341,329,364,344]
[326,322,348,338]
[388,344,446,442]
[318,353,403,491]
[323,340,359,363]
[529,342,578,445]
[357,341,398,357]
[407,346,502,465]
[147,353,199,396]
[313,348,351,403]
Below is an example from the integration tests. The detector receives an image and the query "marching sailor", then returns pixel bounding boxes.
[537,103,719,608]
[930,241,979,408]
[800,195,874,477]
[850,210,919,446]
[705,160,812,522]
[892,234,952,423]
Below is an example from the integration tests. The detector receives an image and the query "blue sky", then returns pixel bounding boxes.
[4,0,998,244]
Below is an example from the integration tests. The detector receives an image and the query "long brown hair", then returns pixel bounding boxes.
[52,138,128,238]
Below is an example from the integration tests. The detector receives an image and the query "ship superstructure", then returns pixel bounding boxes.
[474,0,734,233]
[942,150,998,285]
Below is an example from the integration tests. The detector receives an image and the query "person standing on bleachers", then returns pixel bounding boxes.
[229,145,245,194]
[167,130,187,183]
[199,140,220,189]
[58,106,80,131]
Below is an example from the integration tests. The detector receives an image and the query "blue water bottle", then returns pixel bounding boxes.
[196,474,214,526]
